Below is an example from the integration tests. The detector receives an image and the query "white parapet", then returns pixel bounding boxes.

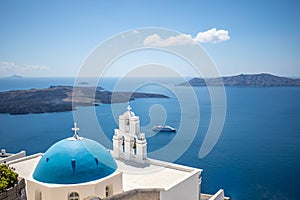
[200,189,229,200]
[0,150,26,164]
[209,189,224,200]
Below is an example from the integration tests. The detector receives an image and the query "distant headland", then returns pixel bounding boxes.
[0,86,168,115]
[177,73,300,87]
[2,74,24,79]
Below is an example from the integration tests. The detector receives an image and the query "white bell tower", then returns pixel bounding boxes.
[112,105,147,163]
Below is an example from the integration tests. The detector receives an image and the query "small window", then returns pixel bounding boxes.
[105,184,113,197]
[69,192,79,200]
[105,186,109,197]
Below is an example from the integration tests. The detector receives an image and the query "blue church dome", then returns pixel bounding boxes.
[33,135,117,184]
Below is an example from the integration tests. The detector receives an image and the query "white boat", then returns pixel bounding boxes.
[152,125,176,132]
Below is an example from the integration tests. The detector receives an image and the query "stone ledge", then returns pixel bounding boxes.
[102,188,162,200]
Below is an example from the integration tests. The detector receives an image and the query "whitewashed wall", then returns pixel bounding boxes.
[160,171,200,200]
[26,171,123,200]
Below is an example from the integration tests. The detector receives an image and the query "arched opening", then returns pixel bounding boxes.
[133,137,136,155]
[125,119,130,132]
[122,136,125,152]
[69,192,79,200]
[105,184,113,197]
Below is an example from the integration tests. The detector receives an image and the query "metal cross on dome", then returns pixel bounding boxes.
[72,122,80,139]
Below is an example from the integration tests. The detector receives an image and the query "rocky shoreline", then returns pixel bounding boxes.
[0,86,168,115]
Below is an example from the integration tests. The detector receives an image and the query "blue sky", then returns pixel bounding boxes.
[0,0,299,77]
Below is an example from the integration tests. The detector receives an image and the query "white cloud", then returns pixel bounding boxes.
[0,61,50,76]
[143,28,230,47]
[143,33,195,47]
[194,28,230,43]
[21,64,50,71]
[0,61,17,73]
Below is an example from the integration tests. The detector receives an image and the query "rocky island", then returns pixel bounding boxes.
[177,73,300,87]
[0,86,168,115]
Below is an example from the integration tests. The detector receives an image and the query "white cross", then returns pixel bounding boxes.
[72,122,80,139]
[127,105,132,112]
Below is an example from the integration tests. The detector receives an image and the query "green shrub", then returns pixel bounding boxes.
[0,164,18,192]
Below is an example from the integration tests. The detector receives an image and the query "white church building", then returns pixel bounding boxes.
[4,106,227,200]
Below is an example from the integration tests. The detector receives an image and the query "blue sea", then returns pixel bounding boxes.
[0,77,299,200]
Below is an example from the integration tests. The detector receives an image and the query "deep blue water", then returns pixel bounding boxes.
[0,77,299,200]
